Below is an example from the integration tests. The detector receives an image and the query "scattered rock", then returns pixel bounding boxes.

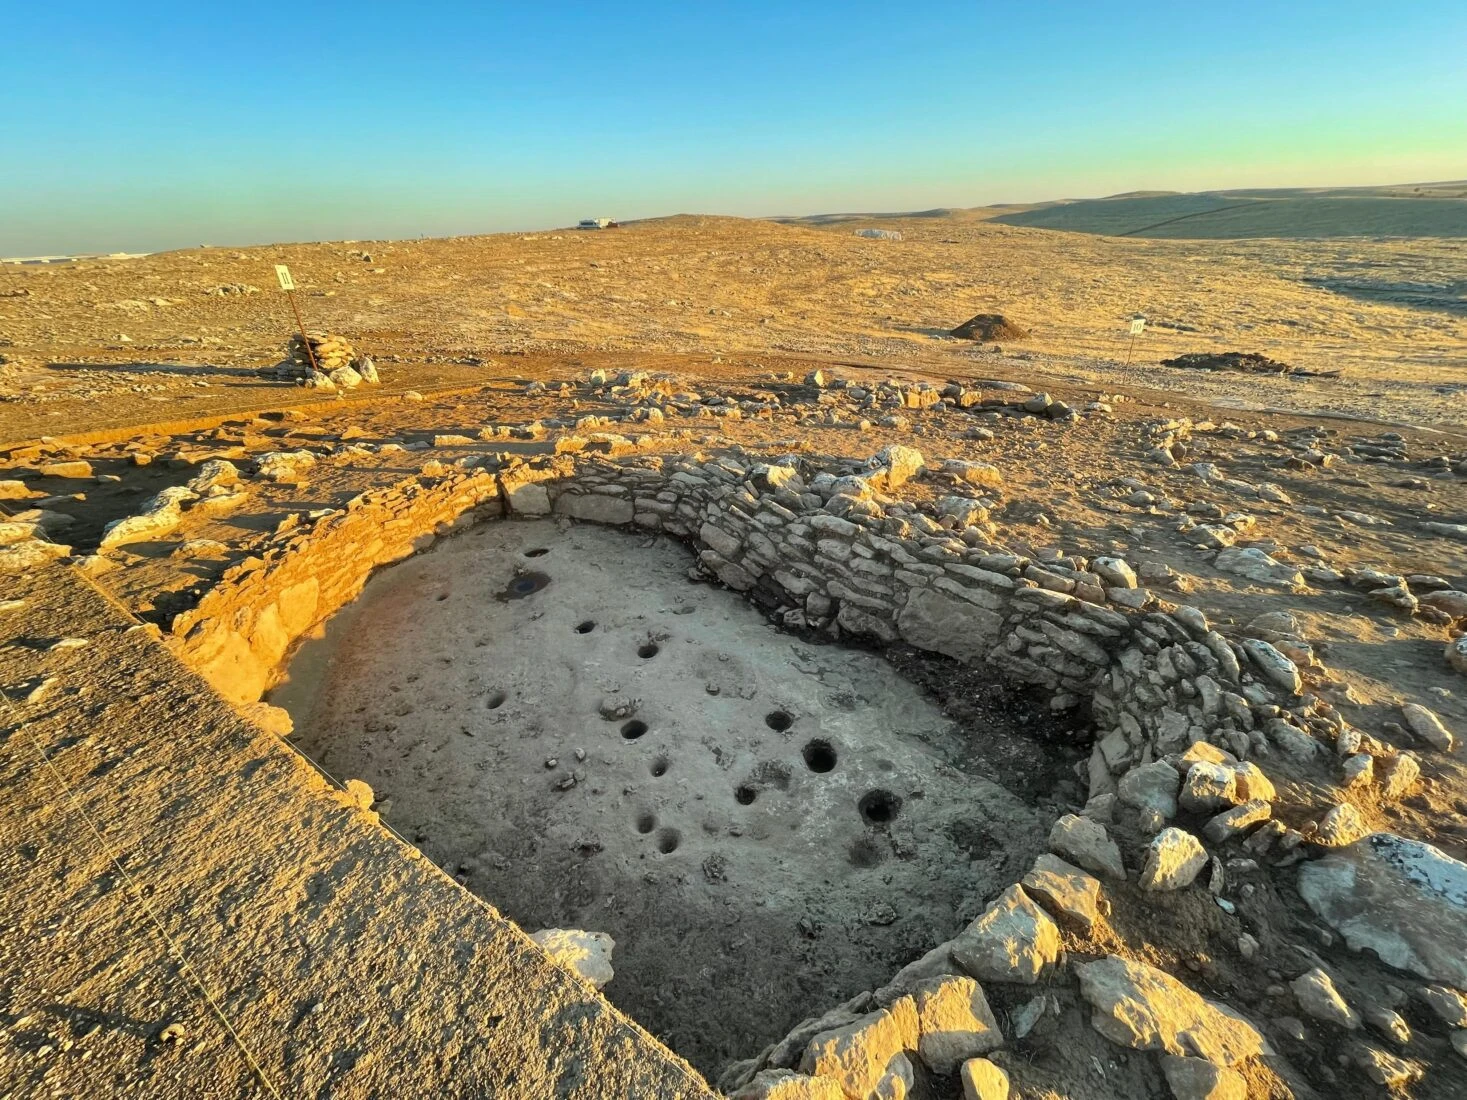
[950,885,1062,984]
[1049,814,1126,879]
[1290,968,1360,1029]
[800,999,918,1100]
[1400,703,1455,753]
[1021,854,1105,933]
[958,1057,1010,1100]
[1160,1054,1247,1100]
[911,975,1003,1075]
[1141,828,1208,891]
[1075,955,1266,1065]
[528,928,616,988]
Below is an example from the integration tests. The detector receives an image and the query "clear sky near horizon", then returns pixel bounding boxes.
[3,1,1465,255]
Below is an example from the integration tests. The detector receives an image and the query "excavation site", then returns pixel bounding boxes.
[4,215,1467,1100]
[271,516,1070,1072]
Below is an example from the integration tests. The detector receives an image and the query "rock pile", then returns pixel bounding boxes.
[269,332,380,390]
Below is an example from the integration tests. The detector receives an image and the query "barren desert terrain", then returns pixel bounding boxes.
[3,209,1467,1100]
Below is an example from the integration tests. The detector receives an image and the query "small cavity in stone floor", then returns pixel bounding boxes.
[273,518,1050,1075]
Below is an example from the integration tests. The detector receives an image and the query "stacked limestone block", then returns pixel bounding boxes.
[272,332,380,389]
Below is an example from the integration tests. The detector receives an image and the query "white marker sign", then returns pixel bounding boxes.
[275,264,295,292]
[1129,317,1146,336]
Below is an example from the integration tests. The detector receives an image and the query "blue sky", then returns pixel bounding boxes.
[3,1,1464,254]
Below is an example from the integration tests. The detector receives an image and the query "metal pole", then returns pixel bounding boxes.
[286,290,318,377]
[1124,332,1137,367]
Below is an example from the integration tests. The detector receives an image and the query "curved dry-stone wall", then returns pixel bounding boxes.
[164,442,1447,1099]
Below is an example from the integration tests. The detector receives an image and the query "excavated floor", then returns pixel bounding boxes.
[273,518,1052,1074]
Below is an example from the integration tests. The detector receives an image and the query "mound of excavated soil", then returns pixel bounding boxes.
[950,313,1030,341]
[1161,351,1295,374]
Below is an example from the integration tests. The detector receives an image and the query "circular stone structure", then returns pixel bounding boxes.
[274,517,1049,1073]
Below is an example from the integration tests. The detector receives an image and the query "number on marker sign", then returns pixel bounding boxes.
[1129,318,1146,336]
[275,265,295,292]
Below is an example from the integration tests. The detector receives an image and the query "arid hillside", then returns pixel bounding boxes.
[3,211,1465,443]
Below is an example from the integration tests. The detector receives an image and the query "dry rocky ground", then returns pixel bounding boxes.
[2,215,1466,1100]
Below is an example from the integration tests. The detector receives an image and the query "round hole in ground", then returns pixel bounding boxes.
[734,785,758,805]
[636,812,656,834]
[620,719,648,740]
[486,691,507,710]
[638,642,660,659]
[656,827,680,854]
[858,789,902,826]
[802,738,836,773]
[435,593,449,602]
[497,571,551,600]
[574,620,596,634]
[765,710,793,731]
[523,547,550,557]
[650,756,670,777]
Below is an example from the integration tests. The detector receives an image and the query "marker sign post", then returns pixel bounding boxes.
[1124,316,1146,366]
[275,265,318,376]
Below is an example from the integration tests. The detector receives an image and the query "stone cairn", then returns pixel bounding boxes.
[266,332,380,391]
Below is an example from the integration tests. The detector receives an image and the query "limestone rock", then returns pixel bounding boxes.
[1021,854,1105,933]
[1378,753,1420,800]
[1291,968,1360,1029]
[1118,761,1181,821]
[1315,803,1368,847]
[255,449,318,484]
[1239,638,1302,694]
[1088,556,1137,588]
[951,885,1061,984]
[940,460,1003,490]
[897,588,1002,665]
[1160,1055,1247,1100]
[800,998,918,1100]
[528,928,616,988]
[1400,703,1455,753]
[867,445,924,489]
[1417,985,1467,1027]
[1202,800,1270,844]
[1346,1042,1422,1088]
[1179,761,1238,814]
[99,485,196,549]
[729,1070,847,1100]
[1215,547,1303,589]
[0,538,71,574]
[958,1058,1009,1100]
[1141,828,1208,891]
[1298,833,1467,987]
[910,975,1002,1075]
[1049,814,1126,879]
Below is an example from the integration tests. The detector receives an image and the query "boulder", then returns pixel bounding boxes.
[1418,986,1467,1028]
[254,450,318,484]
[911,975,1002,1075]
[1291,968,1360,1029]
[99,485,196,549]
[1118,761,1181,822]
[1021,854,1105,933]
[958,1058,1010,1100]
[1141,828,1208,891]
[1090,556,1138,589]
[950,885,1061,984]
[1160,1055,1246,1100]
[1239,638,1302,694]
[940,460,1004,490]
[867,445,924,489]
[1049,814,1126,879]
[897,588,1002,665]
[1075,955,1266,1066]
[1400,703,1454,753]
[1214,547,1303,589]
[527,928,616,988]
[800,999,918,1100]
[1298,833,1467,987]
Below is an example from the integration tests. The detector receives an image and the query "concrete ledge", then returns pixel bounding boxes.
[0,564,714,1099]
